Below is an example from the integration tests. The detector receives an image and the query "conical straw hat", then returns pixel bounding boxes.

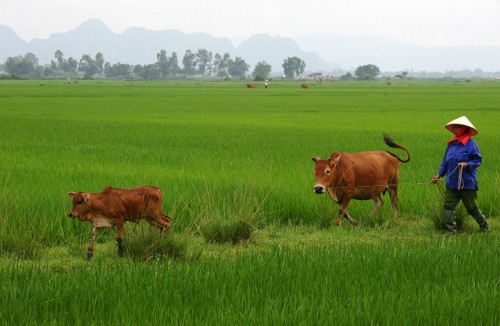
[445,116,478,136]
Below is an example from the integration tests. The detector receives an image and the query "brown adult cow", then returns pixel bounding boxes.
[312,134,410,226]
[68,186,172,258]
[301,83,309,89]
[246,83,256,88]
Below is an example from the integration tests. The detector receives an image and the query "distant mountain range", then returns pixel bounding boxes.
[295,33,500,72]
[1,19,499,73]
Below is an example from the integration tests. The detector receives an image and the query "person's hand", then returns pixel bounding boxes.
[458,162,468,167]
[431,175,441,184]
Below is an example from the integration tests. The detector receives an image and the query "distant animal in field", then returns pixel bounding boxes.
[68,186,172,258]
[300,84,308,89]
[246,83,256,88]
[312,134,410,226]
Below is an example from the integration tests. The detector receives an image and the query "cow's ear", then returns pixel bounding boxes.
[312,157,320,162]
[330,156,341,166]
[83,193,91,201]
[68,192,76,198]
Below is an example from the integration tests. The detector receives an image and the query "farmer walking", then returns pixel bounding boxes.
[431,116,488,234]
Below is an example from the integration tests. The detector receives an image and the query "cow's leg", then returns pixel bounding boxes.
[336,209,344,226]
[337,200,358,226]
[388,185,399,219]
[370,195,383,216]
[88,227,99,259]
[116,224,125,257]
[343,210,358,226]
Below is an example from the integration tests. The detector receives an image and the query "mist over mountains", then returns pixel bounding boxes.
[1,19,499,73]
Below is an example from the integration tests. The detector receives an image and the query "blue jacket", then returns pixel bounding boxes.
[438,139,482,190]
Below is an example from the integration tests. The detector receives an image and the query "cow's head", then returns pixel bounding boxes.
[67,191,91,220]
[312,156,341,194]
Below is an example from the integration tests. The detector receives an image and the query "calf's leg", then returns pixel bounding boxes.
[146,214,172,233]
[88,227,99,259]
[160,214,172,233]
[116,224,125,257]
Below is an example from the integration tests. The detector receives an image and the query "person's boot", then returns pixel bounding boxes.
[470,208,489,232]
[443,209,457,234]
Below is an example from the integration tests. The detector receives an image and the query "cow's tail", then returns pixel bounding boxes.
[383,133,410,163]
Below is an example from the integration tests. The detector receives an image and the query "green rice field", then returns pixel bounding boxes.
[0,80,499,324]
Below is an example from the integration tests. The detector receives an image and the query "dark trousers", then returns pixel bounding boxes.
[443,188,488,232]
[443,188,478,214]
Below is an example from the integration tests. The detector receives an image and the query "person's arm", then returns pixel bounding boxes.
[432,147,449,184]
[465,141,482,170]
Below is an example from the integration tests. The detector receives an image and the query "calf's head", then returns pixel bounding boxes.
[67,192,91,220]
[312,156,341,194]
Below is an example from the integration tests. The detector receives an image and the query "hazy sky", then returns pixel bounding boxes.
[2,0,500,47]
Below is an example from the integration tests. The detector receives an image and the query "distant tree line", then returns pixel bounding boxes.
[386,69,500,79]
[7,50,492,81]
[0,49,309,80]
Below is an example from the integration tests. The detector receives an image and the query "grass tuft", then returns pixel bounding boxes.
[123,225,188,261]
[192,182,268,244]
[200,217,255,244]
